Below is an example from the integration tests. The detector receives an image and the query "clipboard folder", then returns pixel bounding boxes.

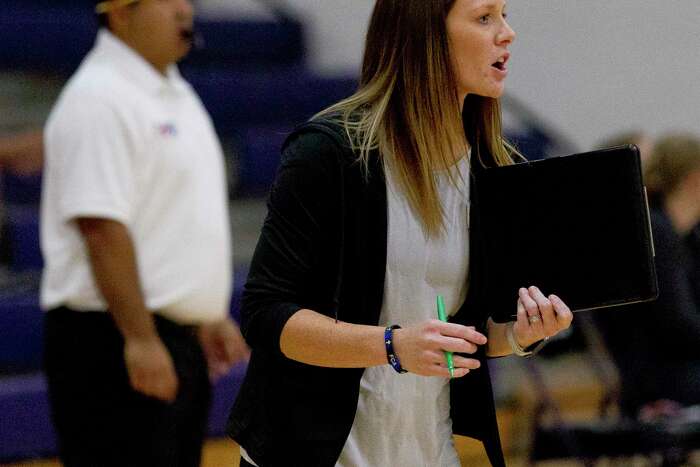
[476,145,658,323]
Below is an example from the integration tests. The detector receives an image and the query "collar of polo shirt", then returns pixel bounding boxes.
[95,0,141,14]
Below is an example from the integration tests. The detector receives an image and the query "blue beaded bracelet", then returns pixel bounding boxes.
[384,325,407,374]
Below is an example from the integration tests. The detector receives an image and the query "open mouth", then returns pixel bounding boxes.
[492,54,509,71]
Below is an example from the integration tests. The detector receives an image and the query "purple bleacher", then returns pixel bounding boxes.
[207,362,247,438]
[235,125,292,196]
[184,67,357,127]
[0,290,43,373]
[3,205,43,272]
[183,70,357,196]
[0,173,42,205]
[0,5,96,74]
[0,373,57,462]
[182,19,305,69]
[0,4,305,74]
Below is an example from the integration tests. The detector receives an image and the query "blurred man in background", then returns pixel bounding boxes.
[40,1,247,466]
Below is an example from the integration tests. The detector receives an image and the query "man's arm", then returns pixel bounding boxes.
[77,217,178,402]
[198,317,250,380]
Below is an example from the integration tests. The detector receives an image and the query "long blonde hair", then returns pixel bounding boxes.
[315,0,515,236]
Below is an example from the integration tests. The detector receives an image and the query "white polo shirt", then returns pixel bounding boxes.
[41,29,232,324]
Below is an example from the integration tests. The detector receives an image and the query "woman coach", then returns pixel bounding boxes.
[228,1,573,465]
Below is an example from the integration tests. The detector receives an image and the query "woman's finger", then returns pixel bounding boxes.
[550,294,574,328]
[516,298,529,327]
[439,335,478,354]
[519,287,539,316]
[434,358,478,378]
[451,355,482,370]
[433,365,471,378]
[519,287,544,334]
[431,351,480,370]
[437,321,487,345]
[529,286,557,336]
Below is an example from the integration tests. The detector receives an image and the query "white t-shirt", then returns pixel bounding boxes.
[41,29,232,324]
[337,156,471,467]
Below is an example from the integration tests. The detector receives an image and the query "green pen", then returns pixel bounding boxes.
[436,295,454,378]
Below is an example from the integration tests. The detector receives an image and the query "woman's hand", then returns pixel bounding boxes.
[392,320,487,377]
[513,286,573,349]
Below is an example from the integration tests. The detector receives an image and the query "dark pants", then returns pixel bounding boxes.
[44,307,211,467]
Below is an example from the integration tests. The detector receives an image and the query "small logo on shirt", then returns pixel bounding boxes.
[157,122,178,137]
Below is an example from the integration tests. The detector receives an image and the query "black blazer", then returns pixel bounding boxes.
[227,119,505,467]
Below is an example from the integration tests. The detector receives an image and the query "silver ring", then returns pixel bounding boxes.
[528,315,541,324]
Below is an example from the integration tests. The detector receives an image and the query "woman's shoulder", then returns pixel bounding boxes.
[283,116,357,165]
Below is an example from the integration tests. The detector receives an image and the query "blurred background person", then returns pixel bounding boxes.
[40,1,247,466]
[597,133,700,419]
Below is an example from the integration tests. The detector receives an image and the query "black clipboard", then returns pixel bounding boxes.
[476,145,658,323]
